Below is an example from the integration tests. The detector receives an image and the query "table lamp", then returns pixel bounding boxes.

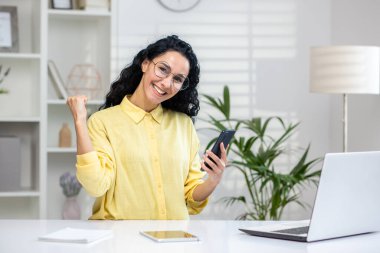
[310,46,380,152]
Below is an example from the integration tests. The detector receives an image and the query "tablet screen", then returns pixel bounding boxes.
[140,230,199,242]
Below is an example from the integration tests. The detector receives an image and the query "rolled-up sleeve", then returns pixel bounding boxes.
[184,121,208,214]
[76,115,116,197]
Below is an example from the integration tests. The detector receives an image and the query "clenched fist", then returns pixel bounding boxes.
[66,96,88,125]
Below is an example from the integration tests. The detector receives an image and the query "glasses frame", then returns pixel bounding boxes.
[151,61,189,91]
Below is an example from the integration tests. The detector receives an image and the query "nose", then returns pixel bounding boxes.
[159,74,174,89]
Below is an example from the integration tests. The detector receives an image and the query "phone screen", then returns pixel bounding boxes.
[204,129,236,170]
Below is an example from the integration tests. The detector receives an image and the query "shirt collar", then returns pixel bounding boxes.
[120,96,163,124]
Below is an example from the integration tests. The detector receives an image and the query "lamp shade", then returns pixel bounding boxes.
[310,46,380,94]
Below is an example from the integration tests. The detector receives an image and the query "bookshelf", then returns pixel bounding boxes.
[46,2,112,219]
[0,0,113,219]
[0,0,45,219]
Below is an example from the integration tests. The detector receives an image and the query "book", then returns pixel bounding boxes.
[38,227,113,244]
[48,60,68,99]
[78,0,109,11]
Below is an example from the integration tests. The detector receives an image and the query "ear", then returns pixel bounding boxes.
[141,59,149,73]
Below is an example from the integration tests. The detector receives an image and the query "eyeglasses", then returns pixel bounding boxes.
[152,61,189,91]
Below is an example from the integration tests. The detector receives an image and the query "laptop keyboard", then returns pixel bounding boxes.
[274,226,309,235]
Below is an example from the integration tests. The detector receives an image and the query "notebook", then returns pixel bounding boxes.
[38,227,113,244]
[239,151,380,242]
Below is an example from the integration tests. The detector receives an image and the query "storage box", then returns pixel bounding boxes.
[0,137,21,191]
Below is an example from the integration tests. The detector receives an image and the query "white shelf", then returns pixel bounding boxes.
[47,147,76,153]
[0,191,40,197]
[0,117,40,123]
[47,99,104,105]
[0,53,41,60]
[48,9,111,19]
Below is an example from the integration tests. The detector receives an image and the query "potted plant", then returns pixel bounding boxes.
[201,86,322,220]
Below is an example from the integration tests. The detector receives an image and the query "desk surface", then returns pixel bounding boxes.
[0,219,379,253]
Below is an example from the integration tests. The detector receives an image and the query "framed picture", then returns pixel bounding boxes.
[51,0,73,9]
[0,6,18,53]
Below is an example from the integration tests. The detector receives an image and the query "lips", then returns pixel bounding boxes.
[152,83,167,96]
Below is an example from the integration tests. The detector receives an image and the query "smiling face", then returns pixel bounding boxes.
[130,50,190,112]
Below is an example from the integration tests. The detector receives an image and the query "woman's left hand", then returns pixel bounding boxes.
[200,143,228,185]
[192,143,228,202]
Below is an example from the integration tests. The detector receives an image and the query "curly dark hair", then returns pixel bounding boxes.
[99,35,200,117]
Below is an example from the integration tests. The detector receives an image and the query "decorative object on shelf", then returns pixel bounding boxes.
[59,172,82,219]
[310,46,380,152]
[48,60,68,99]
[0,65,11,94]
[157,0,201,12]
[51,0,73,10]
[0,6,19,52]
[59,123,72,147]
[201,86,321,220]
[0,137,21,191]
[78,0,110,11]
[66,64,102,100]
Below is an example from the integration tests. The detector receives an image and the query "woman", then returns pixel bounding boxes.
[67,35,227,220]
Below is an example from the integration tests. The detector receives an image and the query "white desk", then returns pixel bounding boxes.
[0,219,379,253]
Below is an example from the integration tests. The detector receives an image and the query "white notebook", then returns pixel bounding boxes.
[38,227,113,244]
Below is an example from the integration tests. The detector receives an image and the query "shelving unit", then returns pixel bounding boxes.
[46,3,112,219]
[0,0,45,219]
[0,0,114,219]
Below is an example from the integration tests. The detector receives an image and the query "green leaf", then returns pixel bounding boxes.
[223,85,230,119]
[219,196,246,207]
[199,84,322,221]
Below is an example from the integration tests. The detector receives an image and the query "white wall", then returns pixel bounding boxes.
[331,0,380,152]
[113,0,334,220]
[253,0,332,219]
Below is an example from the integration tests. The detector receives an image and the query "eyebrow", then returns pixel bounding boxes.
[160,62,171,69]
[175,73,187,78]
[159,61,187,77]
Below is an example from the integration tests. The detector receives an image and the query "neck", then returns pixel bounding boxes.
[129,83,158,112]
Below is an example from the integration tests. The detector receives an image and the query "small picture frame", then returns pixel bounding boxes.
[0,6,19,53]
[51,0,73,10]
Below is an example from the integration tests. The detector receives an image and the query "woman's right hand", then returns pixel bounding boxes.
[66,96,88,125]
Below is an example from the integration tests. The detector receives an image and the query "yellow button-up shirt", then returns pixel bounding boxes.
[76,96,208,220]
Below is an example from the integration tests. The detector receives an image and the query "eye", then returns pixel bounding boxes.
[173,75,185,83]
[159,66,169,73]
[156,62,171,74]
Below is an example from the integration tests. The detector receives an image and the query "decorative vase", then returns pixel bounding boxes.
[59,123,71,147]
[62,196,81,220]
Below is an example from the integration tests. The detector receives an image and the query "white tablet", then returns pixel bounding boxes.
[140,230,199,242]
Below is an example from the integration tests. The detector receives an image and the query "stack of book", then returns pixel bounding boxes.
[78,0,109,11]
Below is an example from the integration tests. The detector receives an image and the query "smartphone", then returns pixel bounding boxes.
[140,230,199,243]
[203,129,236,170]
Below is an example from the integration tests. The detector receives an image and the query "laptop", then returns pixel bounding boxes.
[239,151,380,242]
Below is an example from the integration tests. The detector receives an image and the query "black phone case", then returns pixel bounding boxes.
[204,130,236,170]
